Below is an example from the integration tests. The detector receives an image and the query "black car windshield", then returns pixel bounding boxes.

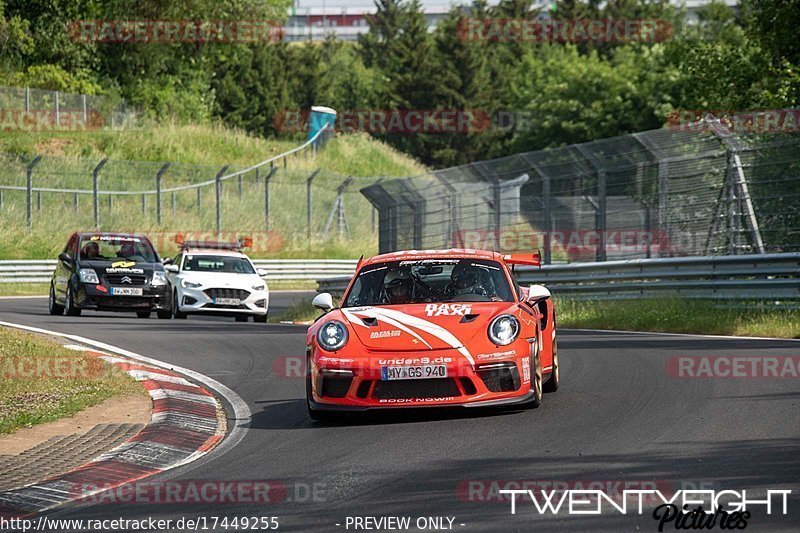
[78,235,157,262]
[182,255,255,274]
[344,259,514,307]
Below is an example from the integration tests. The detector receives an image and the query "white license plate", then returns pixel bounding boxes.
[214,297,241,306]
[381,365,448,381]
[110,287,143,296]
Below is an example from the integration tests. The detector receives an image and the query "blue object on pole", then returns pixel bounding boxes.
[308,106,337,147]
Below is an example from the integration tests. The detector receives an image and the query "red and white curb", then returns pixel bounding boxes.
[0,330,236,519]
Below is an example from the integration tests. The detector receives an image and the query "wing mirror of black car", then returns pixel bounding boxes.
[162,257,174,265]
[527,284,551,303]
[58,252,72,265]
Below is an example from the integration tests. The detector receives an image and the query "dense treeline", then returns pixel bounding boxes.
[1,0,798,167]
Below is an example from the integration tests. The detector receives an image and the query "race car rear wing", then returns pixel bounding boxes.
[175,233,253,252]
[502,252,541,267]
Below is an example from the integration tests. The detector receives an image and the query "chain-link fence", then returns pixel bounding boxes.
[361,116,800,263]
[0,86,138,130]
[0,132,382,258]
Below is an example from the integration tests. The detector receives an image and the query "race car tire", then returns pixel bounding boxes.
[523,345,543,409]
[137,311,151,319]
[49,283,64,316]
[253,313,268,323]
[64,285,81,317]
[306,357,335,422]
[235,315,248,322]
[156,309,172,320]
[543,337,559,393]
[172,290,187,319]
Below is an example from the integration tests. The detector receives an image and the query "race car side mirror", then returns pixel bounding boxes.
[165,264,179,273]
[527,284,551,302]
[257,268,268,277]
[312,292,335,313]
[58,252,72,265]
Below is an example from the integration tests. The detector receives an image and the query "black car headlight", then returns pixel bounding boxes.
[488,314,520,346]
[79,268,99,284]
[317,321,348,351]
[151,271,167,286]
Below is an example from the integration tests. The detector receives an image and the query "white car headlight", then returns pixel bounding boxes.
[181,278,202,289]
[488,314,520,346]
[79,268,99,284]
[317,321,348,351]
[151,271,167,286]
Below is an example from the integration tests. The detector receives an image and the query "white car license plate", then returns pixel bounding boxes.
[215,297,241,306]
[111,287,143,296]
[381,365,447,381]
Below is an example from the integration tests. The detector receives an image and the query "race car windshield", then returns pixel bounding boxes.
[344,259,514,307]
[182,255,256,274]
[78,236,157,262]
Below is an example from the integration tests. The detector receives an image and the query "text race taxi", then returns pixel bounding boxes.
[49,232,172,319]
[305,249,558,419]
[165,236,269,322]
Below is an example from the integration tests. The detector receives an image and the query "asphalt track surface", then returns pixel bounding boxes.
[1,294,799,532]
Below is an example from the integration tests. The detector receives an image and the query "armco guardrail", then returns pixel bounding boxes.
[0,259,357,284]
[316,253,800,301]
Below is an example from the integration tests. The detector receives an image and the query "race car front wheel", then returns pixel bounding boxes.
[49,283,64,316]
[543,336,559,393]
[64,285,81,317]
[524,344,542,409]
[306,356,334,422]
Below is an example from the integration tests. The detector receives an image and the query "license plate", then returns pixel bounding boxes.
[381,365,448,381]
[110,287,143,296]
[214,297,241,306]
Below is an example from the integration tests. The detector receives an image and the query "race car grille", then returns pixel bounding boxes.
[105,273,147,285]
[204,288,250,301]
[372,378,461,400]
[476,362,521,392]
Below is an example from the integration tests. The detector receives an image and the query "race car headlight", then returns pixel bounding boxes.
[251,283,266,291]
[151,271,167,286]
[488,314,520,346]
[181,279,202,289]
[317,321,348,351]
[79,269,99,284]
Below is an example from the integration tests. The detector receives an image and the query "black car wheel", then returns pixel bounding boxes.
[48,283,64,316]
[64,284,81,316]
[173,290,187,319]
[156,309,172,320]
[137,311,151,319]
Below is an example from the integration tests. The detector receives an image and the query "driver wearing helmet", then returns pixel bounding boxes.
[383,270,413,304]
[447,262,491,298]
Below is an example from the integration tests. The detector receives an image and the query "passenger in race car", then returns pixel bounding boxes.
[81,242,100,260]
[383,270,413,304]
[445,263,496,300]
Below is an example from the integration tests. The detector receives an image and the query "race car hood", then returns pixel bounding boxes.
[80,260,157,275]
[339,302,519,352]
[177,271,264,289]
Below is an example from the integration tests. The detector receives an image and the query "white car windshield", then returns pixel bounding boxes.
[182,255,255,274]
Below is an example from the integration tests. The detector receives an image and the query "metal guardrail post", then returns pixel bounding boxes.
[54,91,60,126]
[25,87,30,112]
[73,193,79,213]
[264,167,277,234]
[37,191,41,214]
[196,188,201,209]
[141,194,146,215]
[92,158,108,229]
[171,192,176,214]
[215,165,230,238]
[306,169,321,241]
[26,155,42,230]
[238,174,243,199]
[156,163,170,225]
[521,155,552,264]
[108,195,113,213]
[576,145,607,262]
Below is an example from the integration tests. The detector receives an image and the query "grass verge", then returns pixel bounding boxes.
[0,283,50,297]
[557,298,800,339]
[0,327,144,434]
[270,301,319,324]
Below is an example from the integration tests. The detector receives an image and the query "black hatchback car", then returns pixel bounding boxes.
[49,232,172,318]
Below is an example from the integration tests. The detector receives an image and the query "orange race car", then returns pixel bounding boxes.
[305,249,559,420]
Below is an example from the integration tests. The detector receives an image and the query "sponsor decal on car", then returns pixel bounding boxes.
[90,235,141,242]
[522,357,531,383]
[378,357,453,365]
[377,397,456,403]
[105,267,145,274]
[425,303,472,316]
[111,260,136,268]
[369,330,402,339]
[476,350,516,361]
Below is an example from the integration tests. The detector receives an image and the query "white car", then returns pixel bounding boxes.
[165,244,269,322]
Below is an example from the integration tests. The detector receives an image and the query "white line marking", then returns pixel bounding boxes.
[565,328,800,343]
